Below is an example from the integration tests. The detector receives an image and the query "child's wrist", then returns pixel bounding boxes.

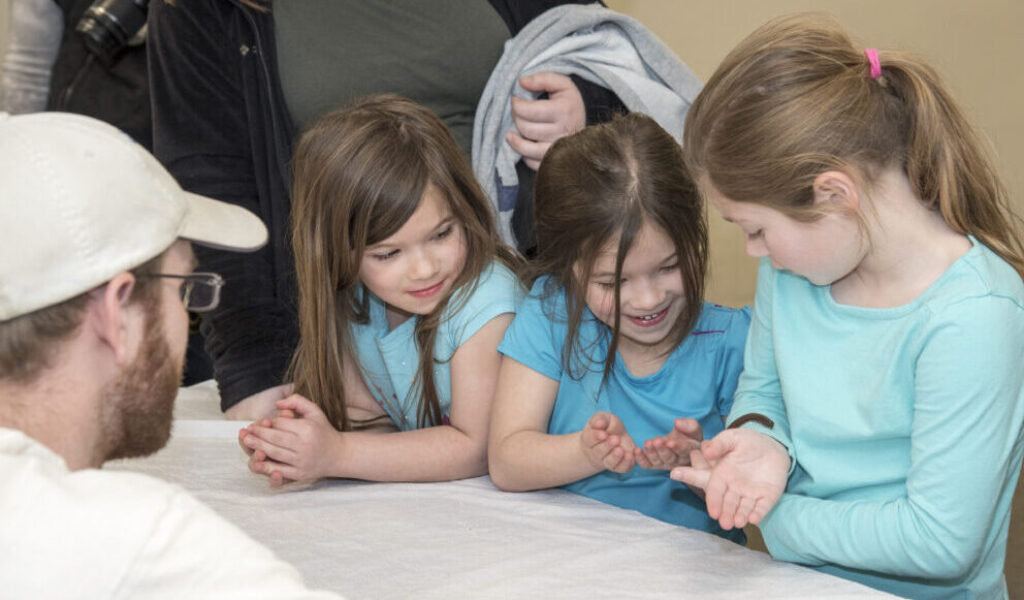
[576,430,604,474]
[324,430,348,478]
[727,413,774,430]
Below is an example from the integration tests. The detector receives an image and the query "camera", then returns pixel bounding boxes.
[76,0,150,66]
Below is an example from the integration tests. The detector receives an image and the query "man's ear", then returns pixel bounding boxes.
[812,170,861,213]
[87,272,143,365]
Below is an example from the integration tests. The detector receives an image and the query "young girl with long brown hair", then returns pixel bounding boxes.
[672,15,1024,598]
[488,113,751,542]
[239,94,520,483]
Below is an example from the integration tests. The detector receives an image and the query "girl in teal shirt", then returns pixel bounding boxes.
[674,15,1024,599]
[240,95,521,484]
[489,114,750,541]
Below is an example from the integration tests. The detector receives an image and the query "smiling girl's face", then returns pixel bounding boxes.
[583,220,685,357]
[359,184,467,328]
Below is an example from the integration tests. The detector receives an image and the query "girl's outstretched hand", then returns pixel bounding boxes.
[635,417,703,470]
[670,429,790,530]
[240,394,342,485]
[580,411,636,473]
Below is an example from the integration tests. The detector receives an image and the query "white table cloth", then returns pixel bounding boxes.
[110,382,897,599]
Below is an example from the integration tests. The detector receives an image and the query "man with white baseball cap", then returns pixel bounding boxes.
[0,112,340,598]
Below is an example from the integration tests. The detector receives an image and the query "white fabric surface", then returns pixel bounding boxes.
[109,382,898,599]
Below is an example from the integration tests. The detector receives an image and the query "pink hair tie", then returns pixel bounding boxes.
[865,48,882,80]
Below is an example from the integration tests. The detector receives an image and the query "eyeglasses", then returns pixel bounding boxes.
[139,272,225,313]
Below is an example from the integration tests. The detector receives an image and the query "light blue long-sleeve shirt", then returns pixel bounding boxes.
[733,238,1024,599]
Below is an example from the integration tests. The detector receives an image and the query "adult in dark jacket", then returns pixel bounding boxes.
[148,0,625,419]
[2,0,150,147]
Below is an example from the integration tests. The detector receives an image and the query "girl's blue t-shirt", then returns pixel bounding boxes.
[498,277,751,542]
[351,261,520,431]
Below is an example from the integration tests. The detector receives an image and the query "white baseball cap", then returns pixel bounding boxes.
[0,112,268,321]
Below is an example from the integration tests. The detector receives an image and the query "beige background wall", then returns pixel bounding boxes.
[605,1,1023,595]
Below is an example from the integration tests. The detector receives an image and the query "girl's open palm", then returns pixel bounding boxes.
[635,417,703,470]
[670,428,790,530]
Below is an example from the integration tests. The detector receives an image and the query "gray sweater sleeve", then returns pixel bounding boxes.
[1,0,63,113]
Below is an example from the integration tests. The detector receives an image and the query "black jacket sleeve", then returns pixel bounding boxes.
[149,0,297,410]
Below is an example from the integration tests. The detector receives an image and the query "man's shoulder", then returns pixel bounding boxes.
[0,431,339,597]
[1,429,195,522]
[0,431,196,594]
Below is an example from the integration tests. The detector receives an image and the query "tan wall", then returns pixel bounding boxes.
[606,2,1024,595]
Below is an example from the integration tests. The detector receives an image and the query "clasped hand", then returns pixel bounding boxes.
[238,394,341,487]
[670,428,791,530]
[580,412,705,474]
[506,72,586,170]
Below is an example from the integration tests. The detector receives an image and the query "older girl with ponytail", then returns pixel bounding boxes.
[672,15,1024,599]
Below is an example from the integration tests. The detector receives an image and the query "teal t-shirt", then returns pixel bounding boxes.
[736,238,1024,599]
[498,277,751,542]
[351,261,520,431]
